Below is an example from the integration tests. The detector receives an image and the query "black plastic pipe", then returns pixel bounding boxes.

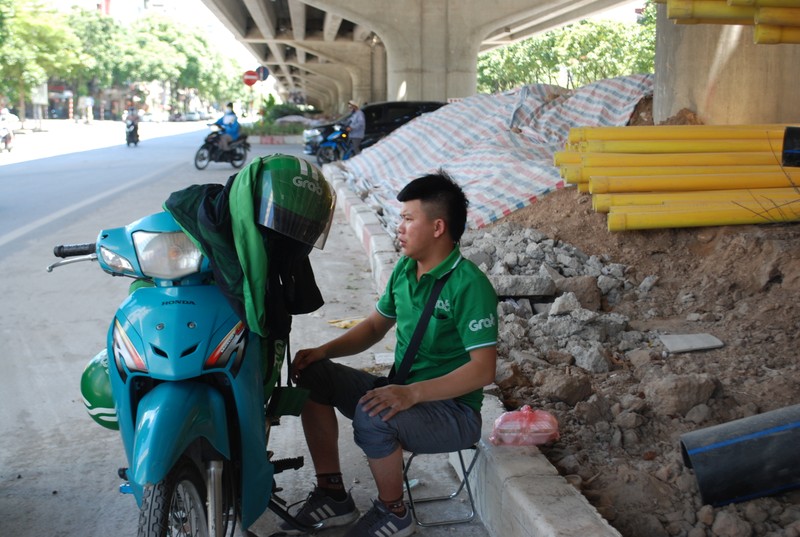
[680,403,800,506]
[782,126,800,167]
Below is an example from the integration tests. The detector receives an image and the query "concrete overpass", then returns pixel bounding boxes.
[202,0,800,125]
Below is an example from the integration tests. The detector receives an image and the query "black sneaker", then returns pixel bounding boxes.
[343,499,415,537]
[279,487,359,534]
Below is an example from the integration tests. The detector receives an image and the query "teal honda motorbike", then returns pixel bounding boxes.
[48,155,336,537]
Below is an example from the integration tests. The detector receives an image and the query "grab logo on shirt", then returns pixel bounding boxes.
[436,299,451,312]
[469,313,496,332]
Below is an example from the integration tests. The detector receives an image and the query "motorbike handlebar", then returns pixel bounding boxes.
[53,243,97,258]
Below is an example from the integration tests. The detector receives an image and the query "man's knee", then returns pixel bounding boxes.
[352,405,398,459]
[296,360,334,394]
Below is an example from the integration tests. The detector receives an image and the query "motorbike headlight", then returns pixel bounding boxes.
[99,246,135,274]
[133,231,203,280]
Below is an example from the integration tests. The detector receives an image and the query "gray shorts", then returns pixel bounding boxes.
[297,360,481,459]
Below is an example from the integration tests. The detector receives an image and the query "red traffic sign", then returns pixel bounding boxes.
[256,65,269,81]
[243,70,259,86]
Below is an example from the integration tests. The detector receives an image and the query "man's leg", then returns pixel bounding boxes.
[301,399,342,478]
[367,446,405,509]
[280,362,376,533]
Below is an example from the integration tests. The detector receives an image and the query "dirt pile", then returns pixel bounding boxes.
[480,185,800,536]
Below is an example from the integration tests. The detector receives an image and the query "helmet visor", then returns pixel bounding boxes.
[257,156,336,249]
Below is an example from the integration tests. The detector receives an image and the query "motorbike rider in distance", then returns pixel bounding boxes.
[1,107,16,152]
[125,108,140,146]
[214,102,240,152]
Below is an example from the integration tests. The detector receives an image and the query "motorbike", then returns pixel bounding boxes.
[195,124,250,170]
[125,119,139,147]
[316,125,355,166]
[0,124,12,152]
[47,156,336,536]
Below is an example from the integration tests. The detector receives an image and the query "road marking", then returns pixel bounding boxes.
[0,162,184,248]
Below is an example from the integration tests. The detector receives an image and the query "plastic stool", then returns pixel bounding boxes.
[402,445,479,527]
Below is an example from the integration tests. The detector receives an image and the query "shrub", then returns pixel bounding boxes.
[242,121,306,136]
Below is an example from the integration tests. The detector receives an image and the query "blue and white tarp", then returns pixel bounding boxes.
[337,74,654,234]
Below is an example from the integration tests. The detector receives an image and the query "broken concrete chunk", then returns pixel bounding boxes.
[489,274,557,297]
[659,333,724,353]
[549,292,582,316]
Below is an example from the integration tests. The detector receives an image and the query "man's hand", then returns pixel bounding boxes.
[291,347,326,382]
[359,384,418,421]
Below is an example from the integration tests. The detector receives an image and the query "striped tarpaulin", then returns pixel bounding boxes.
[338,74,654,233]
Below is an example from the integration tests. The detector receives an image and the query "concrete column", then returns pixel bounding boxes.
[370,41,387,103]
[654,5,800,124]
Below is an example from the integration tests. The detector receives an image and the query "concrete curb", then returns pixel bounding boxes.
[324,164,622,537]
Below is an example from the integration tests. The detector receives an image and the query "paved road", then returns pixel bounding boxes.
[0,123,490,537]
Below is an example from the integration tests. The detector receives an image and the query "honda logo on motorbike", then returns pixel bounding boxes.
[292,175,323,195]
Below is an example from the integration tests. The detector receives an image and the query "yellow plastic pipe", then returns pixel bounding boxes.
[755,24,800,42]
[729,0,800,7]
[567,124,790,143]
[580,152,782,168]
[593,187,800,212]
[562,164,783,183]
[607,203,800,231]
[756,6,800,24]
[553,151,582,166]
[589,171,800,194]
[674,17,755,23]
[609,197,800,213]
[667,0,756,19]
[580,139,783,154]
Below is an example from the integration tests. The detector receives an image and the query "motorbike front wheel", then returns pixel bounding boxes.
[231,146,247,169]
[316,146,337,166]
[137,459,209,537]
[195,146,212,170]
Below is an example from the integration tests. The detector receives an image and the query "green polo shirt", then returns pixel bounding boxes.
[376,246,498,411]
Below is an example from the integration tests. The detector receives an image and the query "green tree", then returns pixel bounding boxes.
[0,0,11,49]
[0,0,81,119]
[126,14,248,112]
[67,8,125,92]
[0,0,256,119]
[477,0,656,93]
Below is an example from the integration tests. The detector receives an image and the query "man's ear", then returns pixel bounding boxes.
[433,218,447,239]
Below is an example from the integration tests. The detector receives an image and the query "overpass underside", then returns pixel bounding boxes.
[201,0,636,111]
[202,0,800,124]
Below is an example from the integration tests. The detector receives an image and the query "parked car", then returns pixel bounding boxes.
[303,100,446,155]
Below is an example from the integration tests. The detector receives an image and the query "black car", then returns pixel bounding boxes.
[303,100,446,155]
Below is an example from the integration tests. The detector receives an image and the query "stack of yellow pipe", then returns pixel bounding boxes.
[554,124,800,231]
[653,0,800,44]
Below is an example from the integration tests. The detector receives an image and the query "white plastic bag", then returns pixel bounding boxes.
[489,405,560,446]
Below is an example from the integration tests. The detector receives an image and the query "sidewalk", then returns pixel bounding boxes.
[320,160,623,537]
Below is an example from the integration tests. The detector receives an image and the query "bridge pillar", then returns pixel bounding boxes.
[654,5,800,125]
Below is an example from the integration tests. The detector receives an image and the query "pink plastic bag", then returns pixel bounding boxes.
[489,405,560,446]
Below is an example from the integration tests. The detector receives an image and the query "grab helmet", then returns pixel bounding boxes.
[80,350,119,430]
[255,154,336,249]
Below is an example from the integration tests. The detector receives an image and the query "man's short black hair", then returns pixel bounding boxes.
[396,170,468,243]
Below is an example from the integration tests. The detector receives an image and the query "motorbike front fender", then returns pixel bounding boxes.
[131,381,230,489]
